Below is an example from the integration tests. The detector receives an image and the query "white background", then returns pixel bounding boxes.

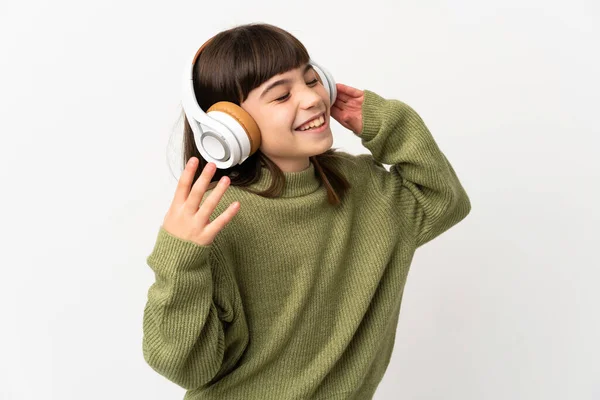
[1,0,598,399]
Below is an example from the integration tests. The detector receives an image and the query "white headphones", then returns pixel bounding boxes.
[181,37,337,169]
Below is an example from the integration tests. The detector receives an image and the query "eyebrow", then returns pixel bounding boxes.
[260,64,314,99]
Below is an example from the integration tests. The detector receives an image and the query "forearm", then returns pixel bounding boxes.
[359,90,471,246]
[142,226,226,389]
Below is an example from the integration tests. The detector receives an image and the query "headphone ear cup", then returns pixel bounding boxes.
[310,61,337,105]
[207,102,261,156]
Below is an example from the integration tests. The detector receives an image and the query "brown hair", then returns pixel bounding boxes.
[177,22,351,205]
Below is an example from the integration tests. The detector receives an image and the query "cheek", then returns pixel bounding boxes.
[268,108,296,131]
[254,110,294,148]
[319,87,331,108]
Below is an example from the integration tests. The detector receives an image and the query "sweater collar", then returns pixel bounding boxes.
[249,161,321,198]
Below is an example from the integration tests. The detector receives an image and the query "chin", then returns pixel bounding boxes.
[312,131,334,154]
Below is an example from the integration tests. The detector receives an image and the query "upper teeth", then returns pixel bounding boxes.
[298,114,325,131]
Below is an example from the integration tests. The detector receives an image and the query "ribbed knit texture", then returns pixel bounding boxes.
[142,90,471,399]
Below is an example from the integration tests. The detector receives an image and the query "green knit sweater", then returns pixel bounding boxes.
[142,90,471,399]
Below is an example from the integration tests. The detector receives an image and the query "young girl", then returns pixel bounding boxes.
[143,23,471,400]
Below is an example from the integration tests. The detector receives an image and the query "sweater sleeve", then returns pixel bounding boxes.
[357,89,471,248]
[142,226,249,390]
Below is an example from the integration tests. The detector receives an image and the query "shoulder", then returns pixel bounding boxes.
[323,150,370,178]
[326,150,391,191]
[328,151,401,200]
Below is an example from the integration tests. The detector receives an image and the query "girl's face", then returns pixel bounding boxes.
[240,63,334,172]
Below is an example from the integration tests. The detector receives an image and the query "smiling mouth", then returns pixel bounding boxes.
[295,113,327,131]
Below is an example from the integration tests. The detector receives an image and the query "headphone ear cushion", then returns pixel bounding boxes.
[207,102,261,155]
[310,61,337,105]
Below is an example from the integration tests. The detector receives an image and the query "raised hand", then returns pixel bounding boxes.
[330,83,365,135]
[162,157,240,246]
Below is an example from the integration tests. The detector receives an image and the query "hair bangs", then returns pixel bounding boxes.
[231,25,310,102]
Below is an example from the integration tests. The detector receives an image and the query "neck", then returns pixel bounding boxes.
[268,156,311,173]
[251,158,321,198]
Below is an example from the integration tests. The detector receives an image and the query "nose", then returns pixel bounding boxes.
[298,84,323,110]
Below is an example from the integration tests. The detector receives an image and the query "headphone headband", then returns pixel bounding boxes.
[192,36,214,66]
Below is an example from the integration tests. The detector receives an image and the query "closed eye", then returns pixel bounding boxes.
[275,79,320,102]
